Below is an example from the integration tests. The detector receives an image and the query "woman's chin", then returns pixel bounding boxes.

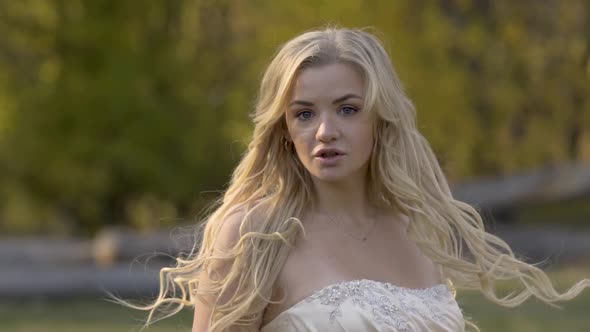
[311,170,350,182]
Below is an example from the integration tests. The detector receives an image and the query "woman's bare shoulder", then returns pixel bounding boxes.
[215,200,273,250]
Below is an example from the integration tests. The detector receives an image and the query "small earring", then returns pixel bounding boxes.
[283,138,295,152]
[283,138,293,151]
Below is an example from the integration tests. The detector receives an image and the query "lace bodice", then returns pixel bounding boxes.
[260,279,465,332]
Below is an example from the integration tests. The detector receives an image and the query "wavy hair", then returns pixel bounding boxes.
[113,27,590,332]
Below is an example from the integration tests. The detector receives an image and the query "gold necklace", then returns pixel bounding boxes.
[323,213,378,242]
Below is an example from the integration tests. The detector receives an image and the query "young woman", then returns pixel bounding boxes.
[121,27,590,332]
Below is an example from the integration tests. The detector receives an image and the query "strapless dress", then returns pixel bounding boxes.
[260,279,465,331]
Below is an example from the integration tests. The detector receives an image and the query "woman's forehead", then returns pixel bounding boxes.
[289,63,365,102]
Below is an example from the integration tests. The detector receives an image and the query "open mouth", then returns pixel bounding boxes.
[320,151,340,158]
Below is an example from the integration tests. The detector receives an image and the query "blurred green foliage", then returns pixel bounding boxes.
[0,0,588,234]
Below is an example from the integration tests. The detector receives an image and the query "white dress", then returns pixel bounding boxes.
[260,279,465,332]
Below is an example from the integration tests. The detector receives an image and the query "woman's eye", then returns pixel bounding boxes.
[340,106,358,115]
[296,110,313,120]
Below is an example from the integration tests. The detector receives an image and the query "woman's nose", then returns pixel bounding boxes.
[315,115,339,142]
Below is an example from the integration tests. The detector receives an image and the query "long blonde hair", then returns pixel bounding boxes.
[114,27,590,332]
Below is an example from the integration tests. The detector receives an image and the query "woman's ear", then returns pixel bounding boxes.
[280,117,292,142]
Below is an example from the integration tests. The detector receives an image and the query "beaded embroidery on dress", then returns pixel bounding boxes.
[261,279,465,332]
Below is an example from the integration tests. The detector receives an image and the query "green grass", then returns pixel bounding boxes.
[0,296,194,332]
[457,263,590,332]
[2,264,590,332]
[458,291,590,332]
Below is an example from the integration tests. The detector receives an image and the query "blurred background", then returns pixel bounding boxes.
[0,0,589,331]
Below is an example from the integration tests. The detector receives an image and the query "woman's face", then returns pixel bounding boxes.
[285,62,374,182]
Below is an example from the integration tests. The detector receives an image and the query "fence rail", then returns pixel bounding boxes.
[1,225,589,298]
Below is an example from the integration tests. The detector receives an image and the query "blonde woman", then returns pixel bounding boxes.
[119,27,590,332]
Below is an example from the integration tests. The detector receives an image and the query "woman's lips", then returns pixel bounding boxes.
[315,153,344,166]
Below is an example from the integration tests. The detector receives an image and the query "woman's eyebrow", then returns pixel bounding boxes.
[288,93,363,107]
[332,93,363,104]
[288,100,314,107]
